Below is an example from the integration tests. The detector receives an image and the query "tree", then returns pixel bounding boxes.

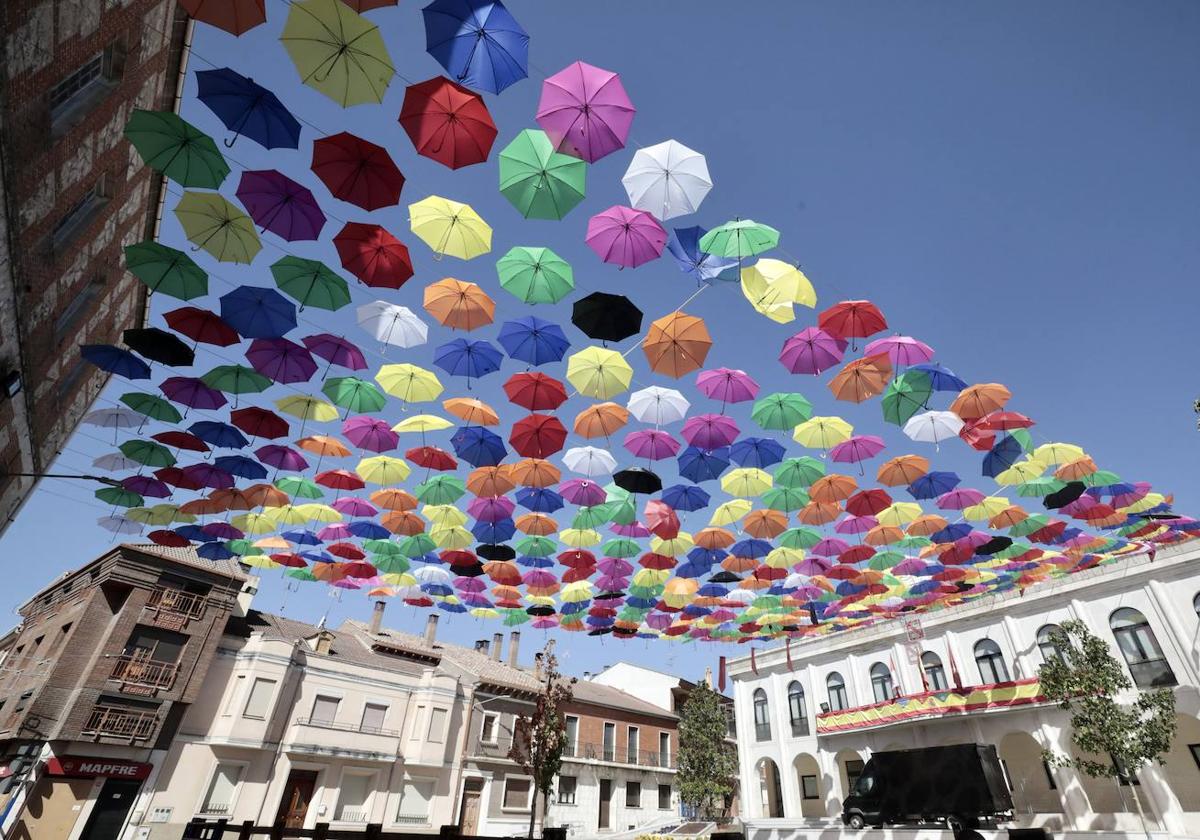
[1038,619,1176,836]
[509,640,574,839]
[677,681,739,820]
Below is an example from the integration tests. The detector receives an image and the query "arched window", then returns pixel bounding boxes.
[753,688,771,741]
[974,639,1010,684]
[1037,624,1065,664]
[921,651,947,691]
[869,662,894,703]
[1109,608,1177,688]
[827,672,848,712]
[787,681,808,736]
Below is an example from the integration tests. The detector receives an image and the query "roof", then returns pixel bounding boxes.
[122,543,248,581]
[569,678,678,720]
[226,610,424,676]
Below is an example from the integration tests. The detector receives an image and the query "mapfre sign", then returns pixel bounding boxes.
[47,756,152,780]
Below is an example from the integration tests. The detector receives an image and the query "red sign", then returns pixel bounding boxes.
[47,756,152,780]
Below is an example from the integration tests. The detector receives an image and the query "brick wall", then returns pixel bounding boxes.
[562,702,677,766]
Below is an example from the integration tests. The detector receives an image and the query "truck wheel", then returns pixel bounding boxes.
[847,813,866,830]
[947,816,965,836]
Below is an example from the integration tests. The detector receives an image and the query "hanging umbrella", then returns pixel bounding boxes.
[751,393,812,431]
[585,205,666,269]
[84,409,141,432]
[614,468,662,495]
[164,307,239,347]
[236,170,326,242]
[699,219,779,259]
[219,286,297,338]
[357,301,428,348]
[622,140,711,220]
[276,395,339,423]
[231,407,289,439]
[323,377,387,414]
[681,414,739,449]
[510,414,568,458]
[280,0,394,107]
[124,109,229,188]
[627,386,690,426]
[451,426,507,467]
[643,312,712,378]
[496,245,574,304]
[80,346,151,380]
[123,328,194,367]
[667,226,738,286]
[399,76,498,169]
[202,365,271,400]
[903,411,964,447]
[498,129,587,220]
[179,0,266,35]
[563,446,618,477]
[729,437,786,469]
[497,316,570,366]
[246,338,317,384]
[269,256,349,311]
[443,397,499,425]
[409,195,492,260]
[120,392,182,423]
[344,419,400,454]
[828,354,892,403]
[174,191,261,263]
[433,338,503,379]
[311,132,404,211]
[566,347,633,400]
[303,334,367,372]
[572,293,643,343]
[792,416,853,450]
[696,367,759,404]
[504,372,567,410]
[124,241,208,300]
[536,61,634,163]
[779,326,847,376]
[882,370,933,425]
[574,403,629,439]
[191,420,250,449]
[423,278,496,330]
[864,335,935,367]
[740,258,817,324]
[877,455,930,487]
[624,430,681,461]
[951,383,1013,420]
[422,0,529,95]
[818,300,889,344]
[376,364,444,403]
[333,223,413,290]
[195,68,301,149]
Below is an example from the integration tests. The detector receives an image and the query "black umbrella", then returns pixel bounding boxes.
[613,467,662,495]
[708,570,742,584]
[976,536,1013,556]
[526,604,556,617]
[571,292,643,342]
[449,563,484,577]
[123,327,195,366]
[587,627,613,636]
[1044,481,1087,509]
[596,590,626,601]
[477,543,516,562]
[613,627,638,637]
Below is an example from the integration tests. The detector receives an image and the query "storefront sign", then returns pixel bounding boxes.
[46,756,152,780]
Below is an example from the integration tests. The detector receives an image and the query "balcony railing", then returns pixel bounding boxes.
[476,737,676,768]
[814,677,1046,734]
[110,654,178,692]
[293,717,400,738]
[754,723,772,742]
[82,704,158,740]
[145,587,205,629]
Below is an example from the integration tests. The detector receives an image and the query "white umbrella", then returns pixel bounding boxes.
[412,565,450,586]
[903,410,964,446]
[357,300,428,348]
[93,452,141,471]
[97,515,143,535]
[626,386,690,426]
[83,408,141,429]
[562,446,618,477]
[621,140,712,220]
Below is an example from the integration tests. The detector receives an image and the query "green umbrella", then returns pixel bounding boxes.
[774,456,825,488]
[287,567,318,582]
[174,191,261,264]
[992,541,1032,560]
[778,526,822,549]
[124,109,230,188]
[572,505,612,530]
[601,537,640,558]
[761,487,809,513]
[1008,514,1050,537]
[276,476,324,499]
[123,241,209,300]
[322,376,386,414]
[501,609,532,627]
[882,371,932,426]
[602,484,637,525]
[415,475,466,505]
[227,539,263,557]
[280,0,394,107]
[896,535,932,550]
[372,555,410,574]
[866,549,905,571]
[498,129,587,220]
[119,392,182,424]
[496,246,574,304]
[515,536,556,557]
[751,392,812,431]
[270,256,351,311]
[699,219,780,258]
[1083,470,1121,488]
[363,539,404,556]
[119,439,176,467]
[203,365,271,397]
[1016,477,1065,498]
[96,486,144,507]
[1008,428,1034,452]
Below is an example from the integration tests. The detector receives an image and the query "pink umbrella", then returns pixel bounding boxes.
[596,574,630,591]
[695,368,759,405]
[342,417,399,453]
[779,327,847,375]
[936,487,985,510]
[585,205,666,268]
[522,569,559,588]
[830,434,887,468]
[834,514,878,535]
[597,556,634,577]
[863,335,935,367]
[467,496,516,522]
[558,479,607,506]
[892,557,928,575]
[453,576,488,592]
[535,60,635,163]
[610,521,651,538]
[623,429,681,461]
[645,613,673,630]
[331,497,378,517]
[532,616,559,630]
[680,413,739,449]
[318,523,353,541]
[811,537,851,557]
[794,557,832,577]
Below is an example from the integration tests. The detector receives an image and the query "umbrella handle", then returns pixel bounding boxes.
[223,133,239,149]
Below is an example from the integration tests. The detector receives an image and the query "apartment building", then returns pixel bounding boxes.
[728,542,1200,837]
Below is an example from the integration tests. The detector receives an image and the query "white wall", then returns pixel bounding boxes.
[589,663,681,713]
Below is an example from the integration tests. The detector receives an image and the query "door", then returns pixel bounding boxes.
[598,778,612,829]
[460,778,484,835]
[10,777,94,840]
[78,778,142,840]
[275,770,319,828]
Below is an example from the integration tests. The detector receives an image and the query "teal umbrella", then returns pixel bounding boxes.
[882,370,933,426]
[119,392,183,424]
[751,392,812,430]
[498,129,586,220]
[699,219,779,258]
[496,246,574,304]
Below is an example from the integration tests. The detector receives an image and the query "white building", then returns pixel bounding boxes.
[729,542,1200,837]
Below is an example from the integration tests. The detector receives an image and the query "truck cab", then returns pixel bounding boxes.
[841,761,883,829]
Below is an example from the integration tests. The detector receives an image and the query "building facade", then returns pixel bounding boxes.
[0,0,188,535]
[729,543,1200,837]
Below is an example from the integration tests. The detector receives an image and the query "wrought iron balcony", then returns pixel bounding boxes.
[82,704,159,740]
[293,717,400,738]
[477,736,676,768]
[109,654,178,693]
[145,587,205,629]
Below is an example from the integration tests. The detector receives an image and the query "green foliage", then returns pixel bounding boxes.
[677,682,738,820]
[509,640,575,838]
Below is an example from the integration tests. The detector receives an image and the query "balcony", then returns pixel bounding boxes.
[284,717,401,758]
[109,654,178,694]
[566,741,676,769]
[145,587,205,630]
[82,704,159,740]
[815,677,1047,735]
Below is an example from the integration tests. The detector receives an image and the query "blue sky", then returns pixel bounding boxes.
[2,1,1198,682]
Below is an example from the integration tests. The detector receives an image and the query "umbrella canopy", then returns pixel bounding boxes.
[280,0,394,107]
[903,410,965,446]
[667,226,738,286]
[740,259,816,323]
[269,256,350,311]
[333,223,413,289]
[311,132,404,211]
[246,338,315,384]
[779,326,847,375]
[574,403,629,439]
[237,169,326,242]
[409,195,492,260]
[563,446,618,477]
[627,386,690,426]
[498,129,587,220]
[81,346,151,380]
[124,109,229,188]
[504,372,567,410]
[123,328,194,367]
[124,242,209,300]
[357,301,428,348]
[643,312,712,379]
[585,205,667,269]
[819,300,889,343]
[180,0,266,35]
[496,246,574,304]
[433,338,503,379]
[423,278,496,330]
[304,334,367,372]
[572,292,642,343]
[376,364,444,403]
[174,191,262,263]
[400,76,498,169]
[566,347,633,400]
[622,140,711,220]
[164,307,239,346]
[700,219,779,258]
[219,286,297,338]
[536,61,635,163]
[422,0,529,95]
[497,316,570,366]
[510,414,568,458]
[195,67,300,149]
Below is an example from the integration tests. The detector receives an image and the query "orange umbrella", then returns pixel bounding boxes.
[381,510,425,535]
[738,576,771,591]
[466,465,516,497]
[484,561,522,585]
[828,353,892,403]
[743,509,788,539]
[180,497,225,515]
[694,526,735,549]
[864,524,904,546]
[297,435,351,457]
[422,277,496,330]
[492,584,522,601]
[573,402,629,439]
[209,488,256,511]
[443,397,500,425]
[809,474,857,503]
[1055,457,1097,480]
[311,562,348,582]
[721,554,758,573]
[515,513,557,535]
[876,454,929,486]
[989,506,1028,530]
[508,458,561,488]
[244,483,290,508]
[643,311,712,378]
[370,488,417,511]
[798,501,843,525]
[907,514,949,536]
[853,569,886,585]
[950,383,1011,420]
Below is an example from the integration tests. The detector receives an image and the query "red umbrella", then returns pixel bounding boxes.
[818,300,888,343]
[557,550,596,568]
[230,406,290,439]
[164,307,239,346]
[509,414,568,458]
[339,0,397,10]
[333,222,413,289]
[845,488,892,517]
[398,77,498,169]
[503,372,568,411]
[644,500,680,540]
[406,446,458,471]
[155,467,205,491]
[179,0,265,36]
[151,431,210,453]
[311,133,404,211]
[149,529,192,547]
[315,469,365,491]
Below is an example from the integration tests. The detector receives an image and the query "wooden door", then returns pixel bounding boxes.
[598,778,612,829]
[275,770,318,828]
[459,780,483,835]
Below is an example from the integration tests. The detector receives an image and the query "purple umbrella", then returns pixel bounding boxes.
[863,335,935,367]
[695,367,759,405]
[522,569,558,588]
[467,496,516,522]
[830,434,887,467]
[595,576,629,592]
[302,333,368,372]
[795,556,832,575]
[246,337,317,384]
[680,413,739,449]
[160,376,227,411]
[610,521,651,538]
[318,523,353,541]
[236,169,326,241]
[454,576,488,593]
[936,487,985,510]
[623,429,681,461]
[834,514,878,535]
[811,537,851,557]
[203,522,243,540]
[597,557,634,577]
[645,613,673,630]
[331,497,378,517]
[779,326,847,375]
[892,557,928,575]
[256,444,309,471]
[535,60,635,163]
[559,478,607,506]
[585,205,666,268]
[182,463,235,489]
[342,417,398,453]
[122,476,172,498]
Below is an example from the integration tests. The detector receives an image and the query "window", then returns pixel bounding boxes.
[50,43,125,135]
[480,712,499,744]
[557,775,577,805]
[752,688,771,740]
[222,675,245,716]
[396,778,434,825]
[53,278,105,342]
[502,776,532,810]
[310,695,339,725]
[1042,760,1058,790]
[49,623,72,654]
[801,775,819,800]
[603,722,616,761]
[787,681,808,736]
[337,772,374,822]
[626,780,641,808]
[845,759,865,791]
[974,639,1010,684]
[361,703,387,733]
[658,784,671,810]
[627,726,639,762]
[1193,593,1200,618]
[428,707,447,742]
[242,678,275,719]
[1037,625,1065,664]
[51,175,110,251]
[200,763,243,815]
[564,715,579,756]
[1109,608,1177,688]
[658,731,671,766]
[921,651,947,690]
[826,672,848,712]
[869,663,894,703]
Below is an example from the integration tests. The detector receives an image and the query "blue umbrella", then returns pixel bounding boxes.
[282,529,322,546]
[220,286,297,339]
[624,597,656,610]
[560,601,589,615]
[661,484,710,512]
[348,521,391,540]
[696,582,728,598]
[472,518,516,543]
[174,525,215,543]
[196,68,301,149]
[497,316,570,366]
[303,551,336,563]
[907,470,960,500]
[667,226,738,286]
[730,437,786,468]
[213,454,267,480]
[930,523,973,543]
[982,435,1023,478]
[189,420,249,449]
[677,446,730,483]
[688,547,727,566]
[911,363,967,392]
[422,0,529,95]
[514,487,564,513]
[434,338,503,379]
[730,538,772,559]
[80,345,151,380]
[197,542,234,560]
[674,561,712,579]
[517,554,554,568]
[450,425,507,466]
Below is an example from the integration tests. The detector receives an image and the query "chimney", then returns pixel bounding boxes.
[423,614,438,645]
[491,632,503,661]
[507,631,520,667]
[314,629,335,655]
[475,639,489,653]
[368,600,386,634]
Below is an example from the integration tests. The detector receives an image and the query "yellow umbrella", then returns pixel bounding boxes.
[560,581,595,603]
[962,496,1011,521]
[126,506,184,525]
[1120,493,1164,514]
[276,395,339,422]
[409,195,492,260]
[720,467,773,497]
[422,504,468,528]
[356,455,411,485]
[392,414,453,433]
[793,415,853,449]
[994,458,1047,485]
[633,568,670,587]
[241,555,282,570]
[231,512,277,534]
[381,572,417,587]
[566,346,633,399]
[740,258,816,323]
[264,504,309,525]
[877,502,922,527]
[662,577,699,608]
[376,363,444,403]
[650,533,695,557]
[470,607,501,620]
[765,546,804,568]
[710,499,753,526]
[1032,442,1087,466]
[280,0,394,107]
[559,528,601,548]
[295,503,342,523]
[174,191,261,264]
[430,525,473,549]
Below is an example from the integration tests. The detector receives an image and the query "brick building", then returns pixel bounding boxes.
[0,0,190,534]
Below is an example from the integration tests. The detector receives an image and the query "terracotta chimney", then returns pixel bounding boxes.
[423,613,438,645]
[369,600,386,634]
[491,632,503,661]
[508,631,520,667]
